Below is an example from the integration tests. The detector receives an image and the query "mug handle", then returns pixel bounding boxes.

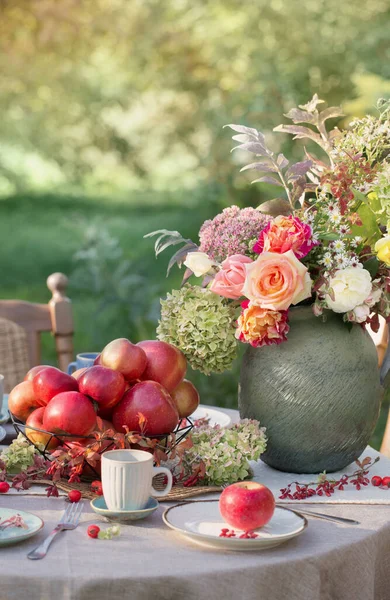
[67,362,77,375]
[151,467,173,498]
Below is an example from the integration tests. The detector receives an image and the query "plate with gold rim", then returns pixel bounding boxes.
[163,499,307,551]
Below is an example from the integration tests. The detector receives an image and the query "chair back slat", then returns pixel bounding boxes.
[0,273,74,391]
[0,318,30,392]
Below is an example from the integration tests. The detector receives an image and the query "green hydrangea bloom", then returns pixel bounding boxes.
[1,434,37,474]
[181,419,267,486]
[157,286,238,375]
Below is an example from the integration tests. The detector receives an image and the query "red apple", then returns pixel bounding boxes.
[171,379,200,418]
[112,380,179,436]
[25,407,59,450]
[78,366,125,410]
[43,391,97,436]
[219,482,275,531]
[71,367,89,381]
[137,340,187,392]
[24,365,54,382]
[8,381,41,421]
[100,338,147,381]
[33,367,79,406]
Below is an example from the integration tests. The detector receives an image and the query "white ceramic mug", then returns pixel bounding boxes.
[0,374,4,415]
[101,449,173,511]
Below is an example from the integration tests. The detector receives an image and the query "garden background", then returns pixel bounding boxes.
[1,0,389,447]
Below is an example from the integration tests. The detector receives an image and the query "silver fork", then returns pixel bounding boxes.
[27,502,84,560]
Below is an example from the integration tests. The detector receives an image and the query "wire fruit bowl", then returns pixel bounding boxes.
[10,412,194,479]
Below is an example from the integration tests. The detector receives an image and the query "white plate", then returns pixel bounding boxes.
[163,500,307,551]
[190,406,232,428]
[0,426,5,443]
[0,507,44,547]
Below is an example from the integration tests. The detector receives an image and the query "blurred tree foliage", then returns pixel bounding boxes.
[0,0,389,194]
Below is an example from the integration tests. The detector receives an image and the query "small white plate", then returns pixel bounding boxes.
[0,508,44,547]
[0,426,5,443]
[163,500,307,551]
[190,406,232,428]
[0,394,9,424]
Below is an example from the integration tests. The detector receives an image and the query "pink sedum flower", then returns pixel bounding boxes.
[236,301,290,347]
[210,254,253,300]
[199,206,271,262]
[253,215,317,259]
[242,250,312,311]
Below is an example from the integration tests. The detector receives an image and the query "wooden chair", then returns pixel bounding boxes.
[0,273,74,393]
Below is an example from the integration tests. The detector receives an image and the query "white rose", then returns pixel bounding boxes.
[326,267,372,313]
[351,304,370,323]
[364,287,382,308]
[184,252,214,277]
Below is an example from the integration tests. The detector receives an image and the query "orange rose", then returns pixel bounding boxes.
[242,250,312,311]
[236,303,289,347]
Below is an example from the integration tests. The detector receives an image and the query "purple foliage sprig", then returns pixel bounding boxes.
[279,456,380,500]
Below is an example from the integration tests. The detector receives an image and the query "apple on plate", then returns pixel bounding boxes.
[170,379,200,418]
[78,365,125,410]
[112,380,179,436]
[25,407,59,450]
[137,340,187,392]
[33,367,79,406]
[43,391,97,437]
[8,381,42,421]
[219,482,275,531]
[100,338,147,381]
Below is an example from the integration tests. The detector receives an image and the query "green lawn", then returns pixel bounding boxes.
[1,191,388,451]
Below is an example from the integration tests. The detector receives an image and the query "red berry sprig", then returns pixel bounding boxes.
[279,456,380,500]
[219,528,258,539]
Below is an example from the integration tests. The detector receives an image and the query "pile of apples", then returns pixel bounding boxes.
[8,338,200,451]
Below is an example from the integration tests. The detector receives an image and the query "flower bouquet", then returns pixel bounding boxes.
[147,95,390,473]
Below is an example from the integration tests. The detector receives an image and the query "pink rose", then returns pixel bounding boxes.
[253,215,317,259]
[242,250,312,311]
[211,254,253,300]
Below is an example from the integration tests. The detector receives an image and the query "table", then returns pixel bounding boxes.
[1,408,390,600]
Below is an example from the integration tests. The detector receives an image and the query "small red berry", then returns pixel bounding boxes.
[91,480,103,496]
[371,476,383,487]
[68,490,82,503]
[87,525,100,539]
[382,476,390,488]
[0,482,10,493]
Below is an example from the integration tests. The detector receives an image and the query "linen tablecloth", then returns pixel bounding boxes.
[1,494,390,600]
[1,407,390,600]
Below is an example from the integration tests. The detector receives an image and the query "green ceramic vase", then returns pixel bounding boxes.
[238,306,383,473]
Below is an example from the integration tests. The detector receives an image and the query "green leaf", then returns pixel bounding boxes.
[351,204,381,243]
[318,232,340,241]
[363,256,380,278]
